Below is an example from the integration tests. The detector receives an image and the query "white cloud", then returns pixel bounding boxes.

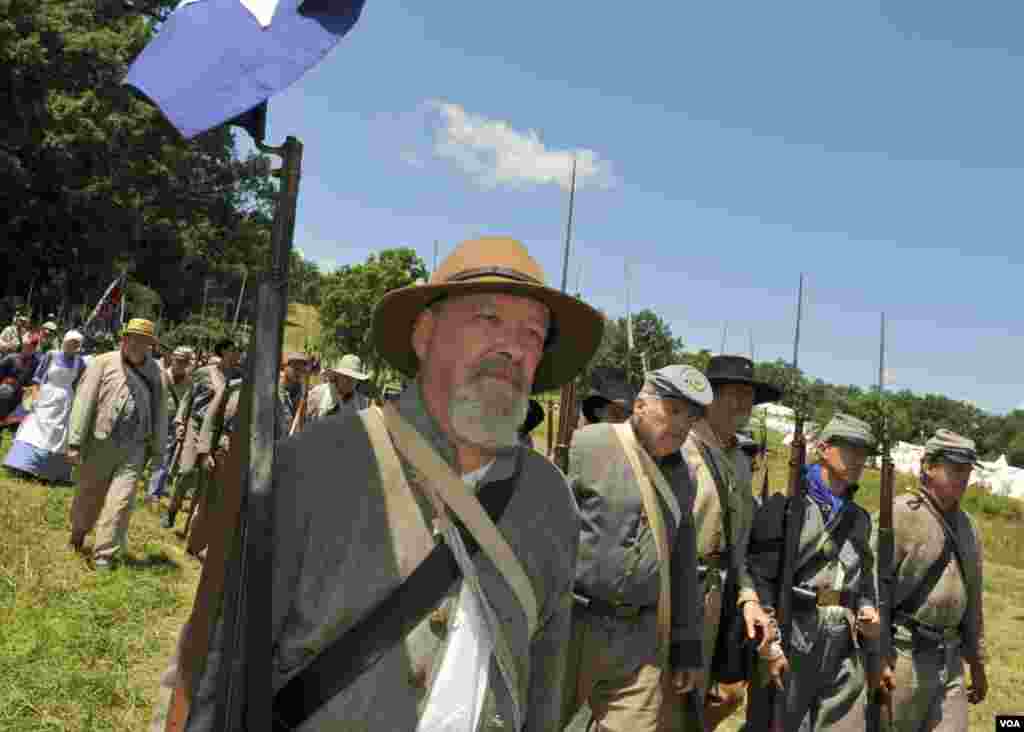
[423,99,617,191]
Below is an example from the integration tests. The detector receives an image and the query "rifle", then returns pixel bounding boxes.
[553,380,578,473]
[868,313,895,732]
[288,372,309,436]
[759,419,771,504]
[545,397,555,458]
[761,274,808,732]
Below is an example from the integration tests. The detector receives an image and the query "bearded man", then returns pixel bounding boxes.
[167,237,604,732]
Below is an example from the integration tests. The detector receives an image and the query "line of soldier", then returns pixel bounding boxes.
[144,236,986,732]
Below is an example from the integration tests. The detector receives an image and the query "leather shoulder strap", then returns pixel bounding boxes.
[363,407,436,576]
[612,422,673,666]
[380,403,539,640]
[697,441,732,553]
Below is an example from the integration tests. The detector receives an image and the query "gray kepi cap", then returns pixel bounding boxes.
[923,428,982,467]
[640,364,714,410]
[817,413,876,451]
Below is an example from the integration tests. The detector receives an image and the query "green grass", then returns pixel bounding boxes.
[0,432,201,731]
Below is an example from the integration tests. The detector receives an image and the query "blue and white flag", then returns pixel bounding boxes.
[124,0,366,139]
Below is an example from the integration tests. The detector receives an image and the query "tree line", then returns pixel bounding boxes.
[311,248,1024,467]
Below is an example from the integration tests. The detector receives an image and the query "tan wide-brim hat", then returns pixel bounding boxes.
[372,236,604,393]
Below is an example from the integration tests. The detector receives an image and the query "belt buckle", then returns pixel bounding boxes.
[817,589,841,607]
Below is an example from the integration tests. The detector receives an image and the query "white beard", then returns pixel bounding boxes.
[449,376,529,450]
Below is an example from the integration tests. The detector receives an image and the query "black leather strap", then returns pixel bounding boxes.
[271,448,524,731]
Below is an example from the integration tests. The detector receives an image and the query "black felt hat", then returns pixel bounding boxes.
[581,366,637,423]
[705,355,782,405]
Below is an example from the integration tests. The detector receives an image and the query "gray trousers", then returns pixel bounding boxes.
[889,634,968,732]
[70,438,147,561]
[746,609,866,732]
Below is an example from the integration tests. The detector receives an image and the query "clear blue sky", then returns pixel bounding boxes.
[242,1,1024,414]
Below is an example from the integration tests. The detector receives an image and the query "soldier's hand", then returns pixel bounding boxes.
[670,668,704,695]
[856,606,881,641]
[742,600,773,652]
[66,448,81,465]
[201,453,216,472]
[867,665,895,693]
[765,653,789,690]
[175,423,185,440]
[967,662,987,704]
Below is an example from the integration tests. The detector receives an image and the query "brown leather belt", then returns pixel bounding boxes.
[792,586,858,611]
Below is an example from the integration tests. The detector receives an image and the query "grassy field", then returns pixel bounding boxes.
[0,434,201,730]
[1,412,1022,729]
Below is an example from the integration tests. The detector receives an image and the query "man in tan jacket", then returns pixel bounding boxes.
[873,429,988,732]
[67,319,167,569]
[680,355,778,731]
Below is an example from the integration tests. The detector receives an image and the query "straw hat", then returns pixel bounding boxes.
[372,236,603,393]
[121,318,158,342]
[324,354,370,380]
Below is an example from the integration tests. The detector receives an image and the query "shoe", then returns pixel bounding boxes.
[69,533,85,553]
[93,558,115,571]
[161,512,176,529]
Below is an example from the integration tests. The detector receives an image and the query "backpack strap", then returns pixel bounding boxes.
[612,422,675,667]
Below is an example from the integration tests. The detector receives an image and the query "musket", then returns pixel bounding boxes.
[868,313,895,732]
[761,273,808,732]
[759,418,771,504]
[553,380,578,473]
[545,397,555,458]
[288,373,309,436]
[552,155,579,474]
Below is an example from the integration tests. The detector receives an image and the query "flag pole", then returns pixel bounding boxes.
[213,135,303,732]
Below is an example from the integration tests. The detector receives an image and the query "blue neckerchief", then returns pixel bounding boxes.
[804,463,848,527]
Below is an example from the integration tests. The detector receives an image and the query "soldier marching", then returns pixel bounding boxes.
[2,244,993,732]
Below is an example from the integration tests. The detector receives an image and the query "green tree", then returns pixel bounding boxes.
[317,248,428,392]
[584,308,684,388]
[1,0,275,321]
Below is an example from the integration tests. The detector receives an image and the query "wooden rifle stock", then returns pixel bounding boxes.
[759,425,771,503]
[545,398,555,458]
[868,433,896,732]
[763,412,807,732]
[553,380,578,473]
[289,373,309,436]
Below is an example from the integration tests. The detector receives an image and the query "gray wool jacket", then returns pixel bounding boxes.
[569,422,704,670]
[184,382,579,731]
